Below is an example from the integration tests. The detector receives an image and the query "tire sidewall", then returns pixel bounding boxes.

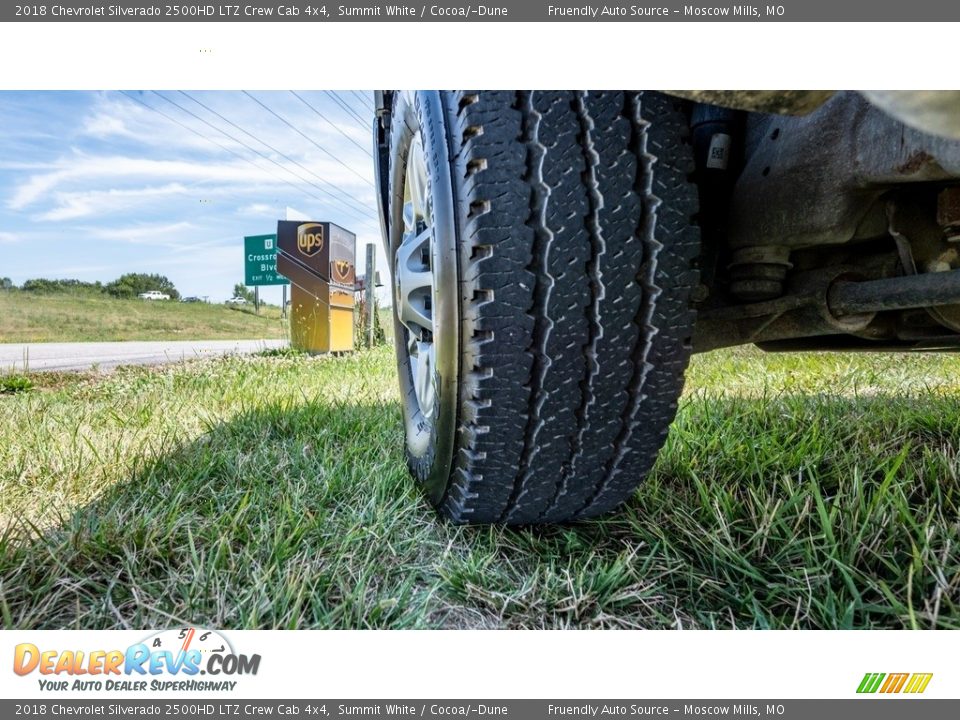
[388,91,459,505]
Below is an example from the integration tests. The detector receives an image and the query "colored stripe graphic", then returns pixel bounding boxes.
[857,672,932,694]
[857,673,885,693]
[880,673,909,693]
[904,674,934,694]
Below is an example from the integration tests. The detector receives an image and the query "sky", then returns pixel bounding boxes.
[0,90,386,304]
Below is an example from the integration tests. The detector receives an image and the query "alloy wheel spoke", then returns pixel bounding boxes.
[396,226,433,337]
[408,135,429,222]
[396,128,439,419]
[414,341,436,420]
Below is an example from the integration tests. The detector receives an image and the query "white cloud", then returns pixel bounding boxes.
[93,221,195,244]
[0,231,19,244]
[237,202,275,216]
[9,156,266,210]
[38,183,189,221]
[82,113,130,139]
[7,152,375,213]
[78,94,242,154]
[3,93,378,238]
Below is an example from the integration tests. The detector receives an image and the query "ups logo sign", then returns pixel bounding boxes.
[297,223,324,257]
[333,260,353,283]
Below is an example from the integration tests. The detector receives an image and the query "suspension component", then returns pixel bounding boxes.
[937,187,960,243]
[828,267,960,317]
[728,245,793,301]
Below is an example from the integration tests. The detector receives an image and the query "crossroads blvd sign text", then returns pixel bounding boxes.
[244,234,288,286]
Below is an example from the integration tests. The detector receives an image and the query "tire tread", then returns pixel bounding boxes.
[435,90,698,524]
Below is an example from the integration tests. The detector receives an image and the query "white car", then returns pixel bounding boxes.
[137,290,170,300]
[225,296,248,305]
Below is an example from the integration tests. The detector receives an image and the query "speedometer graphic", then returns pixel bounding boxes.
[141,627,234,659]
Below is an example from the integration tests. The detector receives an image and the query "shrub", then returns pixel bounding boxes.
[0,375,34,394]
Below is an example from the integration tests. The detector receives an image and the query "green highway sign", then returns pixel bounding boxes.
[244,233,288,286]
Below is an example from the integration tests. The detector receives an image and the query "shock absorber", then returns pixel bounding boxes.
[690,103,740,305]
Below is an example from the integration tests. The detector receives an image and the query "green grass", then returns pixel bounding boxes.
[0,346,958,629]
[0,374,33,394]
[0,291,287,343]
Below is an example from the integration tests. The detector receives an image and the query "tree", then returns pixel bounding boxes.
[356,295,387,347]
[105,273,180,300]
[21,278,101,294]
[233,283,256,303]
[0,277,13,290]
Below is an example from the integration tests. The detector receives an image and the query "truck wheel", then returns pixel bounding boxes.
[386,90,699,524]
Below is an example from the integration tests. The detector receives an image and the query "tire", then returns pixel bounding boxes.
[386,90,700,525]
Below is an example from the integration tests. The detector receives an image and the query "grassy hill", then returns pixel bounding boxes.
[0,291,287,343]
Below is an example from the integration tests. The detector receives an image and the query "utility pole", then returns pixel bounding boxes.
[365,243,376,348]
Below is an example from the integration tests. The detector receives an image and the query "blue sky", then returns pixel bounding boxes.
[0,91,383,304]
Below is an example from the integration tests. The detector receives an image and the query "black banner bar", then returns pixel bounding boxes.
[4,1,960,22]
[3,700,959,718]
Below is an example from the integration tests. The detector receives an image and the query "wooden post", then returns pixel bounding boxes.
[365,243,376,348]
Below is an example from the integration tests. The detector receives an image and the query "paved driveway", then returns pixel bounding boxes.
[0,339,288,372]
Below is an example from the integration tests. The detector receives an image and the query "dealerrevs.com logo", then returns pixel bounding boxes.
[857,672,933,694]
[13,628,261,693]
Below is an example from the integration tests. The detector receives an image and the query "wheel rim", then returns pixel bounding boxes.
[388,91,459,504]
[396,131,437,423]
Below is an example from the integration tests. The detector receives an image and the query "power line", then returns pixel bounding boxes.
[343,93,376,124]
[325,91,370,128]
[290,91,372,158]
[118,91,340,218]
[119,91,380,233]
[350,90,375,113]
[338,91,372,125]
[169,91,375,220]
[241,90,373,187]
[175,90,373,218]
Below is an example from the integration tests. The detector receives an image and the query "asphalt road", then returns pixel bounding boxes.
[0,339,288,372]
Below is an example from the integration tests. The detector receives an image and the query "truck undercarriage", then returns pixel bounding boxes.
[371,90,960,523]
[684,90,960,352]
